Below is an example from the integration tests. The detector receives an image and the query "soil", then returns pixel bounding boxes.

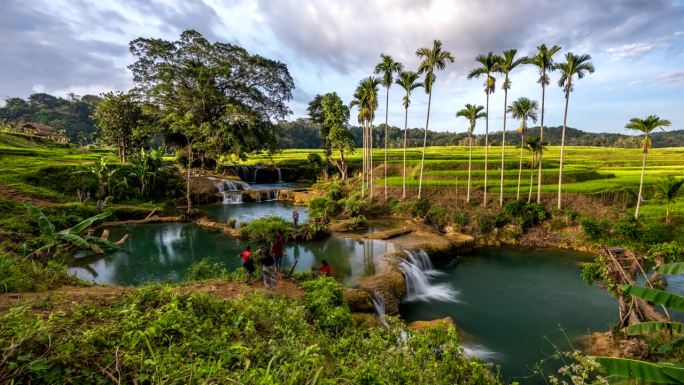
[0,185,56,207]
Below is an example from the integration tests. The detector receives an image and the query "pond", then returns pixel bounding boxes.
[399,247,617,384]
[201,201,308,225]
[68,222,392,287]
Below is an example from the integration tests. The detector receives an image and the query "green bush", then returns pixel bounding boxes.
[183,258,228,281]
[240,216,292,243]
[425,206,449,230]
[476,214,497,234]
[393,197,431,218]
[639,223,673,245]
[308,196,341,219]
[301,277,352,334]
[343,196,371,217]
[580,217,610,240]
[613,218,639,240]
[0,253,81,293]
[648,241,681,263]
[503,200,526,217]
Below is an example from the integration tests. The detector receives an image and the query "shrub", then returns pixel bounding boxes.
[613,218,639,240]
[579,217,609,240]
[647,241,681,263]
[301,277,352,334]
[240,216,292,243]
[639,223,673,245]
[476,214,497,234]
[307,152,323,166]
[308,196,341,219]
[453,213,469,228]
[425,207,449,230]
[183,258,228,281]
[0,253,81,293]
[393,197,431,218]
[503,200,526,217]
[343,196,371,217]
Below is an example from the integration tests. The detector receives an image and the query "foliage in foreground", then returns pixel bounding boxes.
[0,252,81,293]
[0,280,501,384]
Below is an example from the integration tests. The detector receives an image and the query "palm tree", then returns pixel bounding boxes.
[656,175,684,223]
[524,136,546,202]
[395,71,423,198]
[415,40,455,198]
[467,52,501,207]
[350,77,381,197]
[528,44,561,203]
[555,52,595,210]
[495,49,527,207]
[456,104,486,203]
[374,54,403,199]
[625,115,672,219]
[507,97,538,200]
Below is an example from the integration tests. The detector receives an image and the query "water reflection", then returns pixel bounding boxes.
[69,223,392,287]
[201,201,309,225]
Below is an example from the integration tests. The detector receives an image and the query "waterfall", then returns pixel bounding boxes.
[210,177,250,205]
[399,249,457,302]
[371,293,388,327]
[277,167,283,183]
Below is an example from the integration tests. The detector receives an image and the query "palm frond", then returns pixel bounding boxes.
[22,203,55,238]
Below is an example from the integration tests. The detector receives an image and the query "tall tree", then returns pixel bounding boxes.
[656,176,684,224]
[456,104,486,203]
[374,54,403,199]
[625,115,672,219]
[320,93,351,179]
[350,77,380,196]
[528,43,561,203]
[495,49,527,206]
[524,136,546,202]
[129,29,294,211]
[555,52,595,210]
[307,94,331,179]
[395,71,424,199]
[507,97,538,200]
[92,91,145,162]
[415,40,455,198]
[467,52,501,207]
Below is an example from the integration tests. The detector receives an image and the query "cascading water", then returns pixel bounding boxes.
[210,177,252,205]
[277,167,283,183]
[370,292,388,327]
[399,249,458,302]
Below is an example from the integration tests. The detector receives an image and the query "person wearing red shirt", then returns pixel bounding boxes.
[271,232,285,272]
[239,245,254,283]
[319,260,331,277]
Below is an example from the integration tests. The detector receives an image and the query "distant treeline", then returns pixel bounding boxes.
[279,119,684,149]
[0,93,100,144]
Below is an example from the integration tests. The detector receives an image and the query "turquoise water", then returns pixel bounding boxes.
[68,222,391,286]
[399,247,618,384]
[201,201,308,225]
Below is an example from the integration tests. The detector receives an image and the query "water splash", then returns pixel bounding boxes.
[461,343,501,361]
[371,292,388,327]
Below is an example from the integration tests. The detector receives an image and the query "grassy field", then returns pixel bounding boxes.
[248,145,684,219]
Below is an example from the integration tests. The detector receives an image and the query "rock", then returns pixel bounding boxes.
[188,176,221,204]
[195,217,241,237]
[352,312,383,327]
[330,218,368,232]
[355,269,406,315]
[365,227,412,240]
[619,338,650,360]
[408,317,458,334]
[345,288,374,313]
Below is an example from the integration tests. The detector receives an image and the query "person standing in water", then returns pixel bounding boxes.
[239,245,254,283]
[292,210,299,228]
[271,231,285,272]
[260,248,276,289]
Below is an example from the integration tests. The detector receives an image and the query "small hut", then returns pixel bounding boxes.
[21,122,69,143]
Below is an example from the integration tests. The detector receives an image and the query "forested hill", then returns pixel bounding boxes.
[279,120,684,149]
[0,93,100,144]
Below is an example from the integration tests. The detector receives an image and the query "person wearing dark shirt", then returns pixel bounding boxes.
[260,248,276,289]
[292,210,299,228]
[271,232,285,272]
[239,245,254,283]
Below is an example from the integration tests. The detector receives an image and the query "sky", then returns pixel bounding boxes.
[1,0,683,134]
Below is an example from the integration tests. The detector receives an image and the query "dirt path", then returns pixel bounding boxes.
[0,185,55,207]
[0,275,305,316]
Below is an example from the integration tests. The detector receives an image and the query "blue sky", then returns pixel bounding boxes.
[1,0,683,134]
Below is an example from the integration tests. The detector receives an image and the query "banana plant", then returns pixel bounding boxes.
[595,262,684,383]
[23,203,121,258]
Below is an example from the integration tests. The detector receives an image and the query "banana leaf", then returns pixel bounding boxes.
[57,233,91,249]
[620,284,684,312]
[595,357,684,384]
[656,263,684,275]
[22,202,55,238]
[658,337,684,355]
[624,321,684,336]
[63,211,112,235]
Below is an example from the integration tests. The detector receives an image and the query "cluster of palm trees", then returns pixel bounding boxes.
[351,41,598,209]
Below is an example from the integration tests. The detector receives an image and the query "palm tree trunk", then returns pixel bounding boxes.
[370,118,374,197]
[537,77,546,204]
[418,90,432,198]
[362,121,366,196]
[500,88,509,207]
[467,133,473,203]
[402,105,409,199]
[483,91,490,207]
[557,89,570,210]
[384,87,389,199]
[528,153,535,202]
[186,140,193,213]
[517,132,525,200]
[635,143,647,219]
